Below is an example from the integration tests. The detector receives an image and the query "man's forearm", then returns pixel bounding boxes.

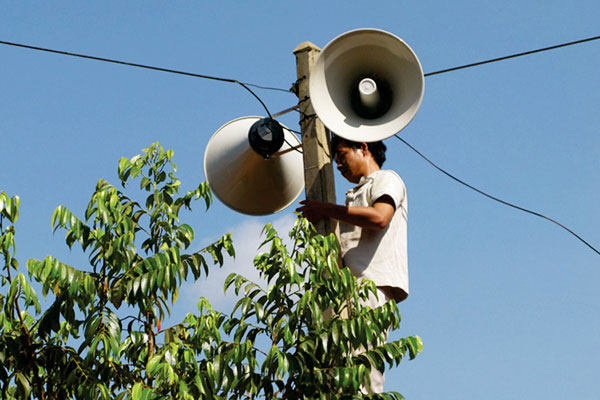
[297,199,394,230]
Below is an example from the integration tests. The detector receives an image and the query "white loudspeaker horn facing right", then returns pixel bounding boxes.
[204,116,304,216]
[309,28,425,142]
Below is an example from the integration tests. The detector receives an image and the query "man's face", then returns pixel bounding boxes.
[334,144,366,183]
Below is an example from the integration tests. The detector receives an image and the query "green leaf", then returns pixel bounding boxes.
[147,354,162,374]
[132,382,143,400]
[15,372,31,398]
[405,335,423,360]
[97,383,111,400]
[38,296,62,337]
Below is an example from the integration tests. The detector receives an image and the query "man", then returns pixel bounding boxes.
[296,135,408,393]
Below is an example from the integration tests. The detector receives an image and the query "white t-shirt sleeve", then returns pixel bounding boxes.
[369,170,406,210]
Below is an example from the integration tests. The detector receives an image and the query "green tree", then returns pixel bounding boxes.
[0,143,421,399]
[1,143,234,399]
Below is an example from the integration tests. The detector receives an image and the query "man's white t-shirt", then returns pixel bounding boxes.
[339,170,408,302]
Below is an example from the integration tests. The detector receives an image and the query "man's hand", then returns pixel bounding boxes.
[295,199,331,224]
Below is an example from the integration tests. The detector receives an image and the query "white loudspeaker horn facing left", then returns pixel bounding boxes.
[204,116,305,216]
[309,28,425,142]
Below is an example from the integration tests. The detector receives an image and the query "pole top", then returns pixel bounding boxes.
[293,41,321,54]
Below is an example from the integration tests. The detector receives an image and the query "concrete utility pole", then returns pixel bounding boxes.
[293,42,338,237]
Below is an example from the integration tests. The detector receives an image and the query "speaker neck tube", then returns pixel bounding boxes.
[358,78,380,109]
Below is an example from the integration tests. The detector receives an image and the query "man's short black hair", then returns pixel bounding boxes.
[331,135,387,167]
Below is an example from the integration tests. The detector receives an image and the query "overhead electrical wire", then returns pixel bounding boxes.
[0,39,276,118]
[394,135,600,256]
[424,35,600,76]
[3,34,599,96]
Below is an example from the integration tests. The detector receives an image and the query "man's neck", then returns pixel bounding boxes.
[361,159,381,178]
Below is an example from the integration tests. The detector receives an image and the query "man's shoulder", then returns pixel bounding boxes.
[370,170,406,208]
[372,169,405,187]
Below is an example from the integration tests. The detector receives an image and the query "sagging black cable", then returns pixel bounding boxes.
[394,134,600,257]
[0,40,283,117]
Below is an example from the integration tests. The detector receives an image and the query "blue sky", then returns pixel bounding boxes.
[1,1,599,398]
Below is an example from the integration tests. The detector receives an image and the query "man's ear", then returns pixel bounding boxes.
[360,142,370,156]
